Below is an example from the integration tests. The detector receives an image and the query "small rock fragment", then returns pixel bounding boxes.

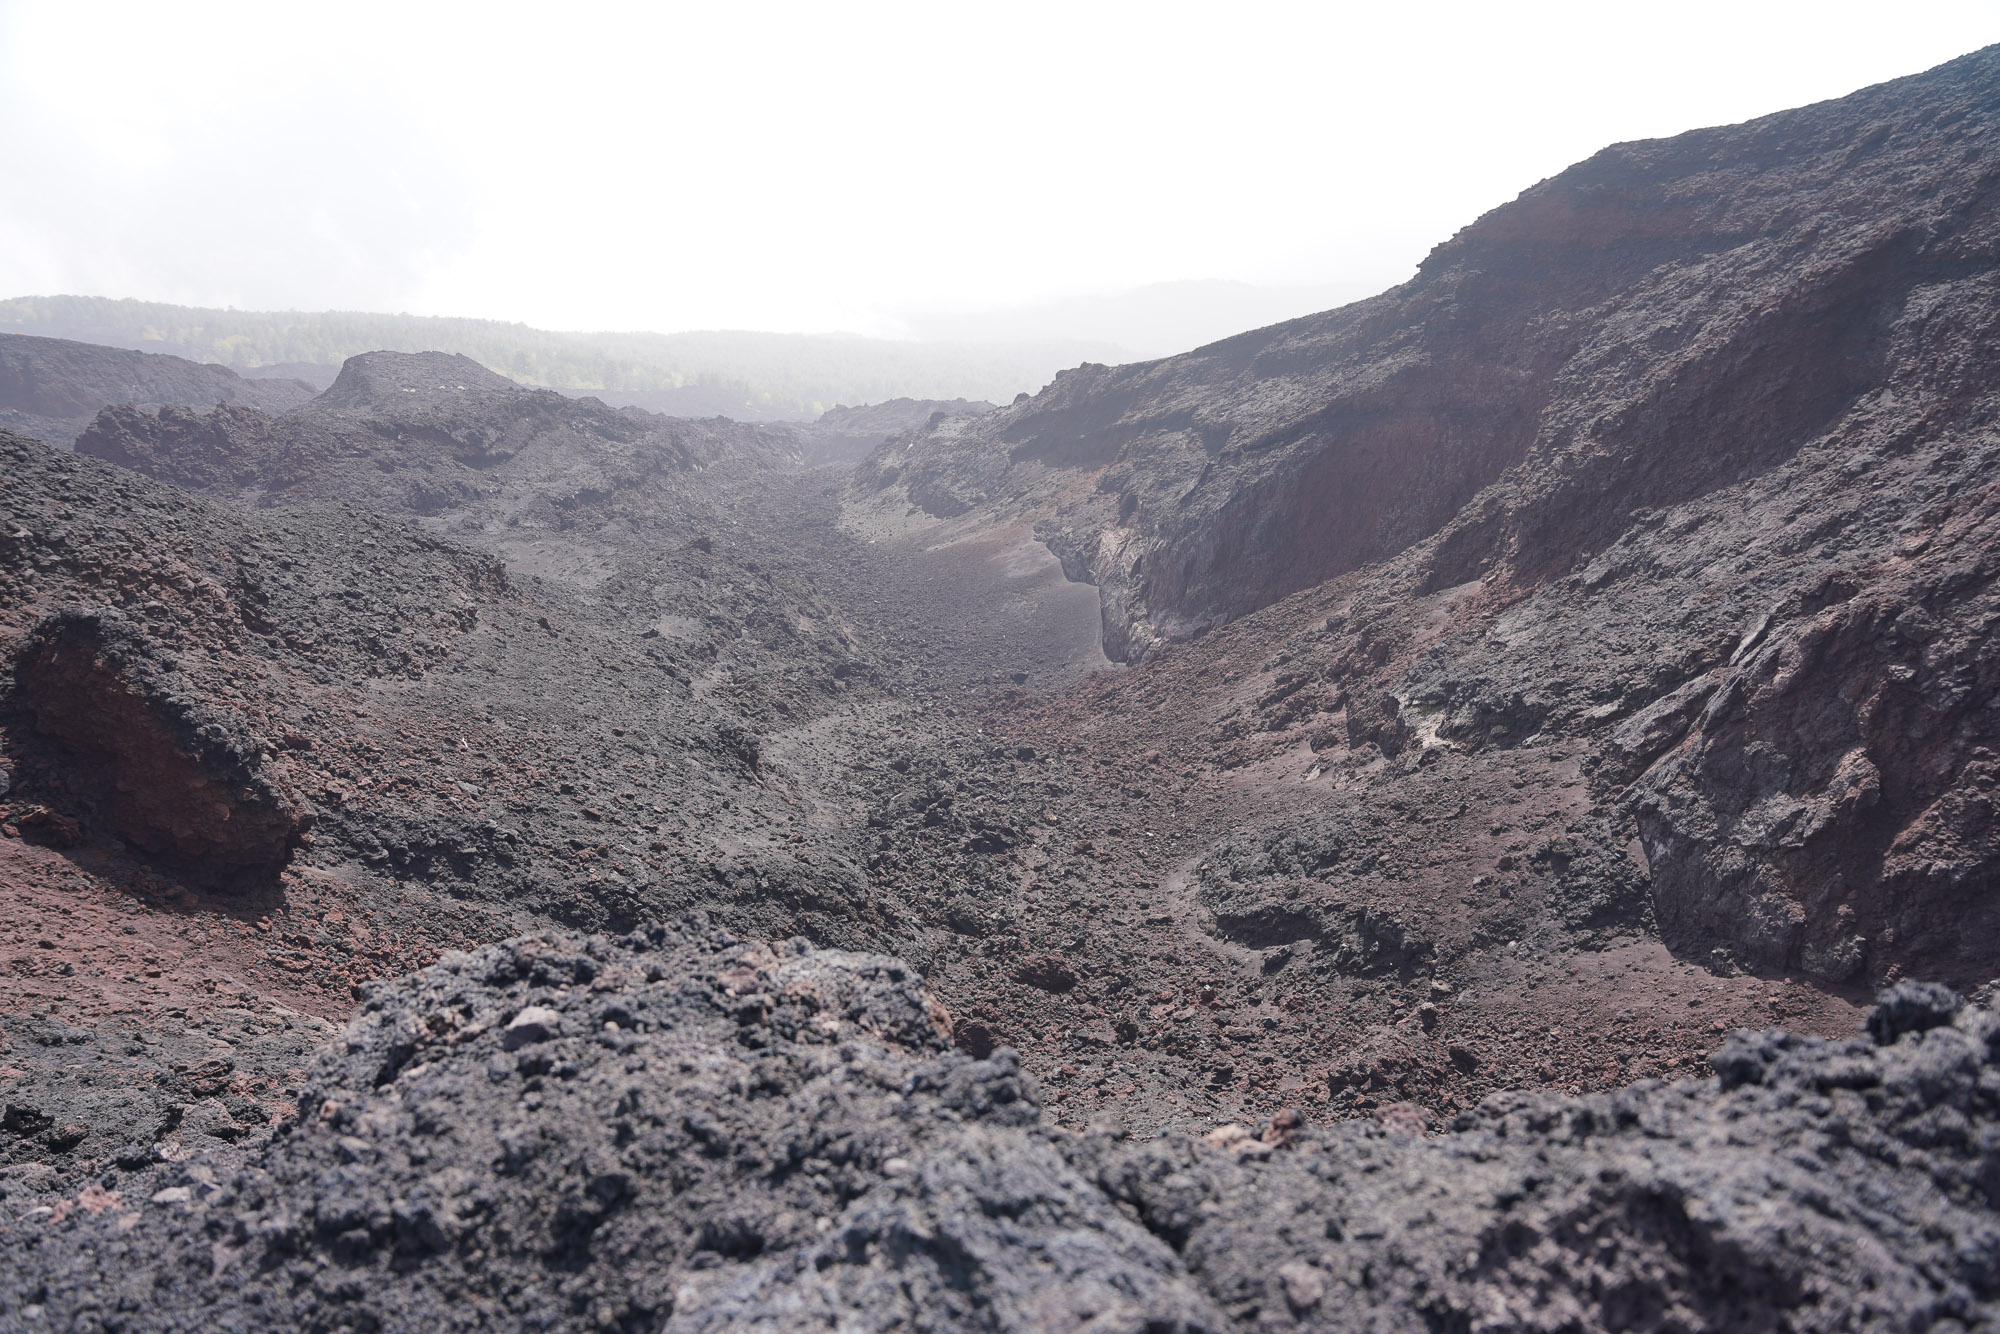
[1375,1102,1428,1136]
[1278,1261,1326,1311]
[503,1006,563,1050]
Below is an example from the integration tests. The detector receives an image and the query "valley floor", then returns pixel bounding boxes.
[0,458,1865,1188]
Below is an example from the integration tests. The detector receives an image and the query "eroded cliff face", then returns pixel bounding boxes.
[855,46,2000,664]
[849,47,2000,986]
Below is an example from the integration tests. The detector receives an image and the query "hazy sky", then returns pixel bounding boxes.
[3,1,1996,337]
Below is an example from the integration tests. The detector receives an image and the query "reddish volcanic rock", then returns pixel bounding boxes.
[15,607,311,875]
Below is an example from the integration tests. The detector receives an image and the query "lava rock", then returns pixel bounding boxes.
[0,333,314,450]
[9,929,2000,1331]
[501,1004,563,1049]
[14,606,311,874]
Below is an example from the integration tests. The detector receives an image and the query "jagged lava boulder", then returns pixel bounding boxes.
[8,925,2000,1331]
[14,606,310,873]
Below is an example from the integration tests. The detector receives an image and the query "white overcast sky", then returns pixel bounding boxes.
[2,0,1996,337]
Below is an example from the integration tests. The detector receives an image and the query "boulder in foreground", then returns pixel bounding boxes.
[6,922,2000,1331]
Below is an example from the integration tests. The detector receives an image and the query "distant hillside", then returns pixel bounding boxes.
[0,296,1120,420]
[0,333,319,449]
[904,278,1378,361]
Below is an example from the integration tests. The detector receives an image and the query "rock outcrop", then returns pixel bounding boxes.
[1631,525,2000,981]
[14,607,311,874]
[7,926,2000,1332]
[802,397,998,467]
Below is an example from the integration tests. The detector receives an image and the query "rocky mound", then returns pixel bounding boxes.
[4,925,1998,1332]
[0,334,315,451]
[77,350,805,513]
[803,397,998,467]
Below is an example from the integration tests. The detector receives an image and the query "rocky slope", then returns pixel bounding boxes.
[77,353,998,502]
[857,46,1999,657]
[803,397,998,467]
[0,396,1134,1193]
[5,924,1999,1333]
[0,422,941,1190]
[852,45,2000,994]
[0,334,316,451]
[2,46,1999,1329]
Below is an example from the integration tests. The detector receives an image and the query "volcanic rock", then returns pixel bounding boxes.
[857,47,2000,664]
[1631,539,2000,981]
[7,46,2000,1332]
[6,929,2000,1332]
[802,397,998,467]
[14,606,311,874]
[78,401,287,493]
[850,45,2000,987]
[0,333,315,450]
[75,349,805,513]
